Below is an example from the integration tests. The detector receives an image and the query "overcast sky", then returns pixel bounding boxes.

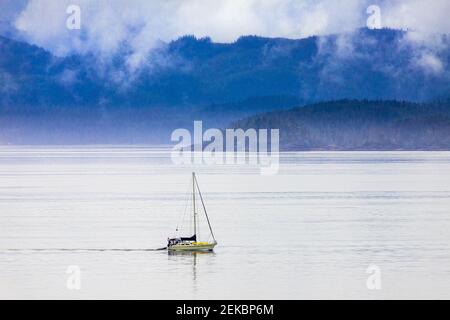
[1,0,449,58]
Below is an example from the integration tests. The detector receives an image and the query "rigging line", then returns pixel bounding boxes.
[194,174,216,242]
[193,172,196,237]
[194,173,201,240]
[177,176,192,234]
[177,190,188,233]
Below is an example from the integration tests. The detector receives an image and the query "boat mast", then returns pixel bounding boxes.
[194,174,216,243]
[192,172,197,238]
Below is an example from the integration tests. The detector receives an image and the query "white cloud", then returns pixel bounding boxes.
[0,71,18,94]
[57,68,78,86]
[416,52,444,74]
[11,0,450,73]
[382,0,450,34]
[13,0,367,56]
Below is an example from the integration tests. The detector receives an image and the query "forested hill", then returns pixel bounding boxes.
[1,28,450,145]
[232,100,450,150]
[1,28,450,110]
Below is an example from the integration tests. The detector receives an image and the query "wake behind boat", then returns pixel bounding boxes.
[167,173,217,252]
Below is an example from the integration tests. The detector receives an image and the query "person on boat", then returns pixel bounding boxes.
[167,237,181,247]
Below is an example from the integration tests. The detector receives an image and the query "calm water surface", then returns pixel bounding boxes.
[0,147,450,299]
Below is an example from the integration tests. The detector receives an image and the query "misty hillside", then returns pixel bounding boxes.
[1,28,450,109]
[233,100,450,150]
[0,95,305,144]
[1,28,450,144]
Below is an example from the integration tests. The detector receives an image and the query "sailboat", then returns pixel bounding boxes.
[167,172,217,251]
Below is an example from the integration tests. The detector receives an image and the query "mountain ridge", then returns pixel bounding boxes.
[2,28,450,109]
[232,99,450,151]
[1,28,450,145]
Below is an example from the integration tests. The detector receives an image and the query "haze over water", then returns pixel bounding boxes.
[1,147,450,299]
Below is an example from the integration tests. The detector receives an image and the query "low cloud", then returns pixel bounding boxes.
[0,72,18,94]
[382,0,450,36]
[416,52,444,75]
[13,0,366,58]
[10,0,450,74]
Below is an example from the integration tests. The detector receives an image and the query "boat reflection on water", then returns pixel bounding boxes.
[167,250,215,257]
[167,250,216,285]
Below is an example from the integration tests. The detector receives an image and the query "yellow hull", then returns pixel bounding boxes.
[168,241,217,252]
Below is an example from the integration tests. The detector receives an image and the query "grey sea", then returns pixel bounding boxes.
[1,146,450,299]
